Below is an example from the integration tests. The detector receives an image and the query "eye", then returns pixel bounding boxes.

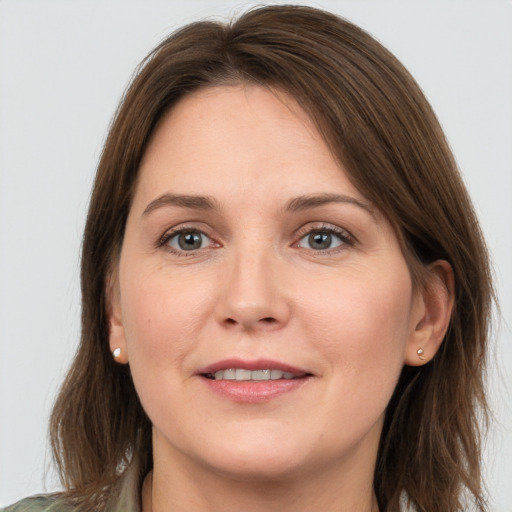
[296,228,349,251]
[166,230,212,252]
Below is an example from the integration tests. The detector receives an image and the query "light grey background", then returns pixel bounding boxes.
[1,0,511,509]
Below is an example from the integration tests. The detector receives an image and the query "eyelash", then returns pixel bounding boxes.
[157,223,355,256]
[294,223,355,253]
[157,225,216,256]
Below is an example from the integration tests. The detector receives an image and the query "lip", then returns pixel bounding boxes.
[196,359,313,403]
[197,358,310,376]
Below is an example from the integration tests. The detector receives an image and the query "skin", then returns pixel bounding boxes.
[109,85,453,512]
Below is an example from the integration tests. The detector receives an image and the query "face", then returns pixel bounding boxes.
[109,85,428,482]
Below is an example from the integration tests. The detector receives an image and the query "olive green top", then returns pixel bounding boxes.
[1,496,75,512]
[1,462,141,512]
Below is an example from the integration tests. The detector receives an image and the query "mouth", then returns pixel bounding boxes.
[203,368,309,381]
[198,359,312,381]
[196,359,313,402]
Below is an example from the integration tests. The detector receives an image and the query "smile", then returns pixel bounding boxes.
[205,369,306,381]
[198,359,312,402]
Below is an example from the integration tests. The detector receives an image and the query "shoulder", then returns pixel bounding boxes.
[2,461,142,512]
[1,495,75,512]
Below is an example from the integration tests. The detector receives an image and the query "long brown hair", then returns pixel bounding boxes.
[50,5,493,511]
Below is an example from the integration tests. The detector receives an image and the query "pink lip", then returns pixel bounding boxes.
[196,359,313,403]
[197,358,309,376]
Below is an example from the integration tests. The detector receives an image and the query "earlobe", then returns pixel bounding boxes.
[405,260,454,366]
[106,273,129,364]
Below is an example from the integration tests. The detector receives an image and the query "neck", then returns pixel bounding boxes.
[143,444,380,512]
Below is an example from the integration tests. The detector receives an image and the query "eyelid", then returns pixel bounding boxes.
[155,221,355,255]
[293,222,355,250]
[156,223,220,254]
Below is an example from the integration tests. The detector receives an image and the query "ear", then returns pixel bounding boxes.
[106,272,129,364]
[405,260,454,366]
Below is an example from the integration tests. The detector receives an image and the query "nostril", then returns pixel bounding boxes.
[222,316,280,329]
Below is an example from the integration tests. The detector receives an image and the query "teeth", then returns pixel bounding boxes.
[235,369,252,381]
[270,369,283,379]
[223,368,236,380]
[252,369,270,380]
[211,369,300,381]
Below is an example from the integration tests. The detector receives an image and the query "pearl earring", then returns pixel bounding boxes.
[112,347,121,359]
[417,348,426,360]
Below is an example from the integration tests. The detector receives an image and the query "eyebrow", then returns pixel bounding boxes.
[286,193,374,215]
[143,194,218,216]
[142,192,373,217]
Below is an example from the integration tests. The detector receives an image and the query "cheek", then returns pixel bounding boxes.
[118,273,212,424]
[301,265,413,394]
[119,268,213,376]
[304,262,413,340]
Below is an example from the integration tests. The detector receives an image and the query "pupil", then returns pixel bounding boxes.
[310,232,331,249]
[179,232,201,250]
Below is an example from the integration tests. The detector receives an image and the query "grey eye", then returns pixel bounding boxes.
[298,230,343,250]
[168,230,210,251]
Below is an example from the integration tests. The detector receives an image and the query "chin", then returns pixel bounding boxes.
[207,453,307,482]
[193,434,320,482]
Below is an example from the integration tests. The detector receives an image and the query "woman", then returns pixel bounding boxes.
[3,5,493,512]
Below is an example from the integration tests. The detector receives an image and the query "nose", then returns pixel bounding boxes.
[214,249,291,332]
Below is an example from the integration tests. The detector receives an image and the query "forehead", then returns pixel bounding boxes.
[134,84,366,210]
